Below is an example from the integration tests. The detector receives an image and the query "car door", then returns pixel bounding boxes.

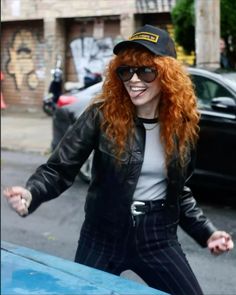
[190,73,236,192]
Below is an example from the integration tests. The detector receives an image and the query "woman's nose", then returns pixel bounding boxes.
[130,73,140,82]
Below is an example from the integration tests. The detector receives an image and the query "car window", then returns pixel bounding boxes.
[191,75,234,109]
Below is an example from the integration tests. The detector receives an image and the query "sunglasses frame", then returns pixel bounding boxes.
[116,66,157,83]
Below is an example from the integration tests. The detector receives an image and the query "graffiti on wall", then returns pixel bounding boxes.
[6,29,40,90]
[70,37,114,85]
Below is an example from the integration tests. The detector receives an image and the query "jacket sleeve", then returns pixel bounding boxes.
[177,147,217,247]
[179,187,217,247]
[26,104,100,214]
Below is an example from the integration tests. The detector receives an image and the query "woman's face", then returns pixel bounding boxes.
[120,66,161,118]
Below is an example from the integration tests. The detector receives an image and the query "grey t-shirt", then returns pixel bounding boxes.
[133,120,167,201]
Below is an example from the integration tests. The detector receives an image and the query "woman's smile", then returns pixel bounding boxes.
[124,73,161,118]
[128,85,147,98]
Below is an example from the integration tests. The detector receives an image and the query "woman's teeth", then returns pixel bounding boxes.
[131,86,146,92]
[130,86,147,97]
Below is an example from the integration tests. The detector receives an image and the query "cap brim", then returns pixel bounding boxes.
[113,40,160,56]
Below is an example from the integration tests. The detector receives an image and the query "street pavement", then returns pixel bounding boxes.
[1,108,52,154]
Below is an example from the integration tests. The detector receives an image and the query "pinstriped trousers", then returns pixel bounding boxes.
[75,206,204,295]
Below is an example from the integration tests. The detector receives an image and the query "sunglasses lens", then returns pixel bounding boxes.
[138,67,157,82]
[116,67,133,82]
[116,66,157,82]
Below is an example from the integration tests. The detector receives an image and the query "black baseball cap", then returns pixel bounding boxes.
[113,24,176,58]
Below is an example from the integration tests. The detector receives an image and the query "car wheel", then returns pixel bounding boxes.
[78,153,93,183]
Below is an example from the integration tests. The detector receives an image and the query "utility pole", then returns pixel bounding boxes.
[195,0,220,70]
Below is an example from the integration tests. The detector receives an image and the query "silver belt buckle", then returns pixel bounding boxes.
[131,201,145,216]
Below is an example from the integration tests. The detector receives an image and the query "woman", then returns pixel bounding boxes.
[4,25,234,295]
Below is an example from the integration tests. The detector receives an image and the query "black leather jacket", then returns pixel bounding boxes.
[27,103,216,247]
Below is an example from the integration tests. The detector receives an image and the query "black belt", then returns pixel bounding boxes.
[131,199,165,216]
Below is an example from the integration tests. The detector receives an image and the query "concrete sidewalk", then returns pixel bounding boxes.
[1,109,52,154]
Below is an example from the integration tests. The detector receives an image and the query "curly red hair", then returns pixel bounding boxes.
[93,47,199,166]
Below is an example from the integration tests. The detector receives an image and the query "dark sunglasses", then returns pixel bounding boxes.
[116,66,157,83]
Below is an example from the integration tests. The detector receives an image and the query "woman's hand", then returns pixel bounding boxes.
[3,186,32,217]
[207,231,234,255]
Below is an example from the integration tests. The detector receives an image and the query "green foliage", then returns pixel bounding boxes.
[171,0,236,54]
[220,0,236,51]
[171,0,195,53]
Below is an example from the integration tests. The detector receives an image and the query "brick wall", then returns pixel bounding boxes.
[1,0,136,21]
[1,0,177,21]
